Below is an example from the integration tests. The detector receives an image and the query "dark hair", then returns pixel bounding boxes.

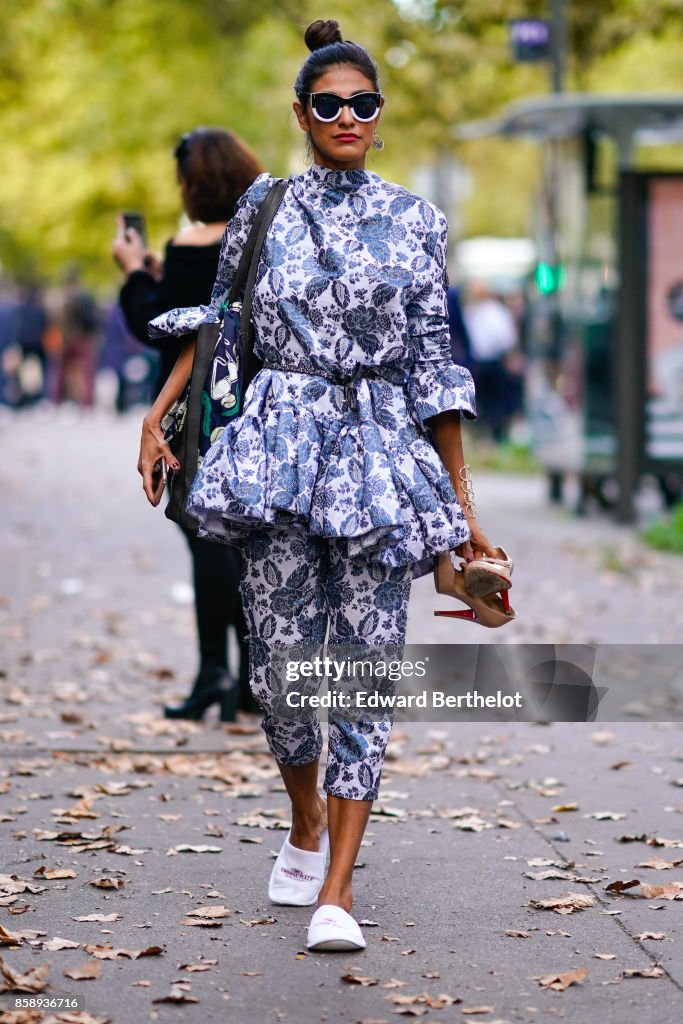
[294,19,380,100]
[173,128,264,223]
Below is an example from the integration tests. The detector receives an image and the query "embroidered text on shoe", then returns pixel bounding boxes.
[280,867,317,882]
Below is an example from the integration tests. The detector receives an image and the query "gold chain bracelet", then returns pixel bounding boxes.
[458,464,477,519]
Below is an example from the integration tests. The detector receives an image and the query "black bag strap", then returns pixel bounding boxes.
[236,177,289,386]
[228,176,288,308]
[174,177,289,529]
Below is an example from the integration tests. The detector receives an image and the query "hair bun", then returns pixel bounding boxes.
[304,19,343,52]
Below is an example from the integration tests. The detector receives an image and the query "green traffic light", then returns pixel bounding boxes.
[535,262,565,294]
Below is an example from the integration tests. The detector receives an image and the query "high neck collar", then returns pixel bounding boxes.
[305,162,373,187]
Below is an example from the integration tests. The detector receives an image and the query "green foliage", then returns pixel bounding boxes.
[641,503,683,556]
[1,0,683,287]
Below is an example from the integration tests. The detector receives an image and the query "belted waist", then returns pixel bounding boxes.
[259,356,407,408]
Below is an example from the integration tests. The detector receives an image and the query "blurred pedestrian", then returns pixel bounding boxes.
[463,280,518,442]
[100,303,158,413]
[113,127,264,720]
[49,268,100,407]
[446,284,472,370]
[12,282,49,405]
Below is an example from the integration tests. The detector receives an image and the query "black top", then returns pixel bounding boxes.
[119,239,222,394]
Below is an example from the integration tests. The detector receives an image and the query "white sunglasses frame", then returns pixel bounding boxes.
[303,91,383,123]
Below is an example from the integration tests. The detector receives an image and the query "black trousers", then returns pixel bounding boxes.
[181,529,248,691]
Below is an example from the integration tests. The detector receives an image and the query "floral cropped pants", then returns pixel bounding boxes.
[239,526,412,800]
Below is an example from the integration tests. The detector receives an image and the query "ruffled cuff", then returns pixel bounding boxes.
[406,363,477,427]
[148,303,220,340]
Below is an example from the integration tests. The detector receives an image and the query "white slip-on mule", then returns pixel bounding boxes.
[306,904,366,951]
[268,829,329,906]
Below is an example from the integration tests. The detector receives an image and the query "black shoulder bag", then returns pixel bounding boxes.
[164,177,289,532]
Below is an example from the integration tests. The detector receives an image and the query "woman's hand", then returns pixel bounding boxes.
[455,519,498,563]
[112,217,146,275]
[138,416,181,506]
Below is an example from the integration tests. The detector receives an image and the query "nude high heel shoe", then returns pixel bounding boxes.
[433,552,516,628]
[464,546,513,597]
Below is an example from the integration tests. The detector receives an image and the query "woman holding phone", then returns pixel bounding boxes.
[113,127,263,721]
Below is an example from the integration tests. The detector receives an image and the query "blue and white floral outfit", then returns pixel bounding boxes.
[150,164,477,799]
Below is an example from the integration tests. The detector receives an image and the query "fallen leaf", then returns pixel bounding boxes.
[635,857,683,870]
[552,803,578,813]
[63,960,102,981]
[505,930,532,938]
[180,918,223,928]
[34,867,77,880]
[184,906,231,920]
[71,913,120,923]
[461,1006,496,1014]
[538,967,588,990]
[341,973,379,986]
[524,870,576,881]
[594,953,617,960]
[585,812,627,821]
[638,932,665,941]
[240,917,276,927]
[83,944,163,960]
[0,956,50,993]
[622,965,664,979]
[42,937,80,951]
[530,892,595,914]
[89,877,124,890]
[152,985,199,1004]
[166,845,222,855]
[606,879,683,900]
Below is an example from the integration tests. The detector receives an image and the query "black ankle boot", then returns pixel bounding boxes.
[164,668,239,722]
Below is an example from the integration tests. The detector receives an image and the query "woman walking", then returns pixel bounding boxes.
[114,128,263,719]
[138,20,501,951]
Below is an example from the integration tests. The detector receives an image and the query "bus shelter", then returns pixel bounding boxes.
[457,95,683,520]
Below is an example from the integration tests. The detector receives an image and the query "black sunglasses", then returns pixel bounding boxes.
[302,91,382,123]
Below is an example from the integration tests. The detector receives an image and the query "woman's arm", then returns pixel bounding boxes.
[137,337,196,504]
[427,411,497,561]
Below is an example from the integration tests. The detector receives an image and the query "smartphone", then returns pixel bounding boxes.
[122,211,147,247]
[151,458,168,506]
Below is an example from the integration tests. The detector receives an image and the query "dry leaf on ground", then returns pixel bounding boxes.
[152,985,199,1004]
[63,961,102,981]
[0,956,50,993]
[635,857,683,870]
[184,906,230,920]
[622,965,664,979]
[606,879,683,900]
[71,914,120,923]
[530,892,595,914]
[42,938,80,951]
[538,967,588,990]
[83,944,163,960]
[166,845,222,855]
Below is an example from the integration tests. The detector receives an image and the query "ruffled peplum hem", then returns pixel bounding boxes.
[185,368,470,578]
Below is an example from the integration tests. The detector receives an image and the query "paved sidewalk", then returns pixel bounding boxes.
[1,409,683,1024]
